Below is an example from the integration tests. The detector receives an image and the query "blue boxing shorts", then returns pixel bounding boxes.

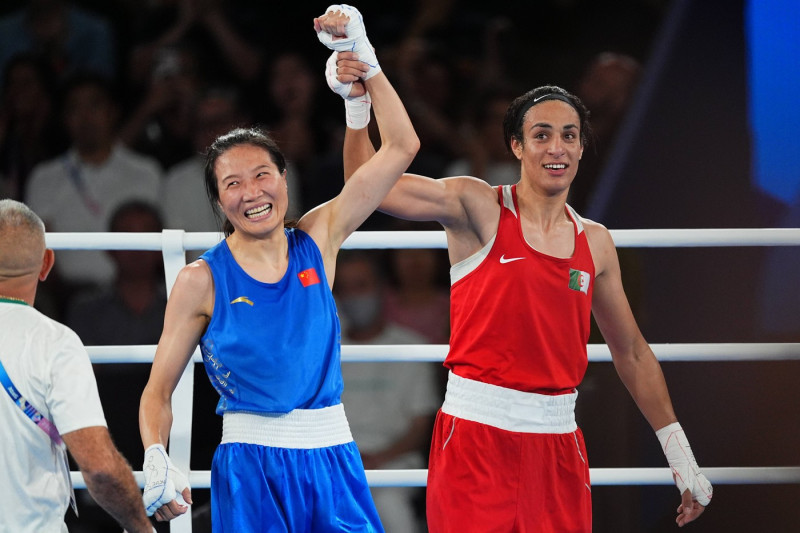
[211,407,384,533]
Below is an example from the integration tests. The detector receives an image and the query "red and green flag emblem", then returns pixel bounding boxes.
[568,268,590,294]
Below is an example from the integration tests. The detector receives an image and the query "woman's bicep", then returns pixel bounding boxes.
[374,173,480,227]
[305,171,459,255]
[592,270,639,353]
[148,264,212,394]
[589,226,642,353]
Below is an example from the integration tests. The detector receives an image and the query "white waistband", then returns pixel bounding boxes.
[221,404,353,449]
[441,372,577,434]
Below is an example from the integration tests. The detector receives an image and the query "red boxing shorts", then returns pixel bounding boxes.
[426,373,592,533]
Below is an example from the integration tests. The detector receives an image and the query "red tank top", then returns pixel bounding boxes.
[445,185,594,394]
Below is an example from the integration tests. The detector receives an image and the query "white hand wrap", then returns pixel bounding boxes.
[325,51,353,99]
[345,92,371,129]
[324,52,371,128]
[317,4,381,79]
[656,422,713,506]
[142,444,190,516]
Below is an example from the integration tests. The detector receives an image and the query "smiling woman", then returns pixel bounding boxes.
[511,98,585,202]
[203,128,290,239]
[136,5,419,532]
[331,58,711,528]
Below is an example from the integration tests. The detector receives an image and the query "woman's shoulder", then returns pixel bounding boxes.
[175,259,213,292]
[286,226,322,253]
[198,238,230,262]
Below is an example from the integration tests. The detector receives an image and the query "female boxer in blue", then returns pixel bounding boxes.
[138,6,418,531]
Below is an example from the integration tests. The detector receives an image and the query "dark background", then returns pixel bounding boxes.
[2,0,797,531]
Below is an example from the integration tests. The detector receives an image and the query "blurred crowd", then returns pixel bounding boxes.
[0,0,662,323]
[0,1,667,531]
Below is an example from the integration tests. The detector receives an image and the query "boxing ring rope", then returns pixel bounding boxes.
[44,227,800,251]
[46,228,800,532]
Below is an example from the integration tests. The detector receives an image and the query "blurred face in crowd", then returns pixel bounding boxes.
[193,94,243,153]
[335,256,383,331]
[391,248,438,291]
[63,83,117,155]
[269,53,315,116]
[3,61,50,119]
[108,205,163,281]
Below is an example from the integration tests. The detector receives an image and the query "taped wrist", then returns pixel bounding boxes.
[656,422,713,506]
[345,92,371,129]
[142,444,189,516]
[317,4,381,79]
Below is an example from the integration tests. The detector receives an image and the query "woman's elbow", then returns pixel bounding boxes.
[400,133,420,163]
[378,131,419,167]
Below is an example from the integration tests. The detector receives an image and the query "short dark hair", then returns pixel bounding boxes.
[2,52,57,96]
[502,85,592,152]
[109,200,164,232]
[59,70,119,109]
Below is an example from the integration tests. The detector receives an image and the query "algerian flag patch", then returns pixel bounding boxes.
[568,268,590,294]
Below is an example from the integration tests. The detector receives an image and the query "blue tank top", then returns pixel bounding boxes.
[199,228,343,414]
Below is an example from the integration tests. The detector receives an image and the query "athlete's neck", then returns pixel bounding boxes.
[226,231,290,283]
[0,294,30,306]
[515,184,569,232]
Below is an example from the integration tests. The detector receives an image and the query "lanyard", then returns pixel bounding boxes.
[62,155,103,218]
[0,357,78,515]
[0,359,63,444]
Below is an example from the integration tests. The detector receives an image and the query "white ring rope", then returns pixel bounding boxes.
[49,228,799,533]
[86,342,800,364]
[45,227,800,250]
[70,466,800,490]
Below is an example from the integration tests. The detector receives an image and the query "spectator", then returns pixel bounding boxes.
[258,50,342,214]
[0,53,65,200]
[0,0,115,86]
[66,200,166,346]
[442,87,520,186]
[391,38,464,178]
[25,72,162,315]
[118,0,267,172]
[119,42,202,171]
[336,250,439,533]
[63,199,166,531]
[124,0,264,90]
[383,220,450,346]
[162,85,250,240]
[570,51,642,213]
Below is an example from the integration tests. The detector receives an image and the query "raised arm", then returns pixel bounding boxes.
[325,51,457,225]
[332,50,499,235]
[587,222,711,526]
[302,6,418,258]
[335,69,419,230]
[138,261,210,521]
[330,60,499,273]
[343,123,458,223]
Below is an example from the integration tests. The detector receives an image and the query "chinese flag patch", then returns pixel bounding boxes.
[298,267,321,287]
